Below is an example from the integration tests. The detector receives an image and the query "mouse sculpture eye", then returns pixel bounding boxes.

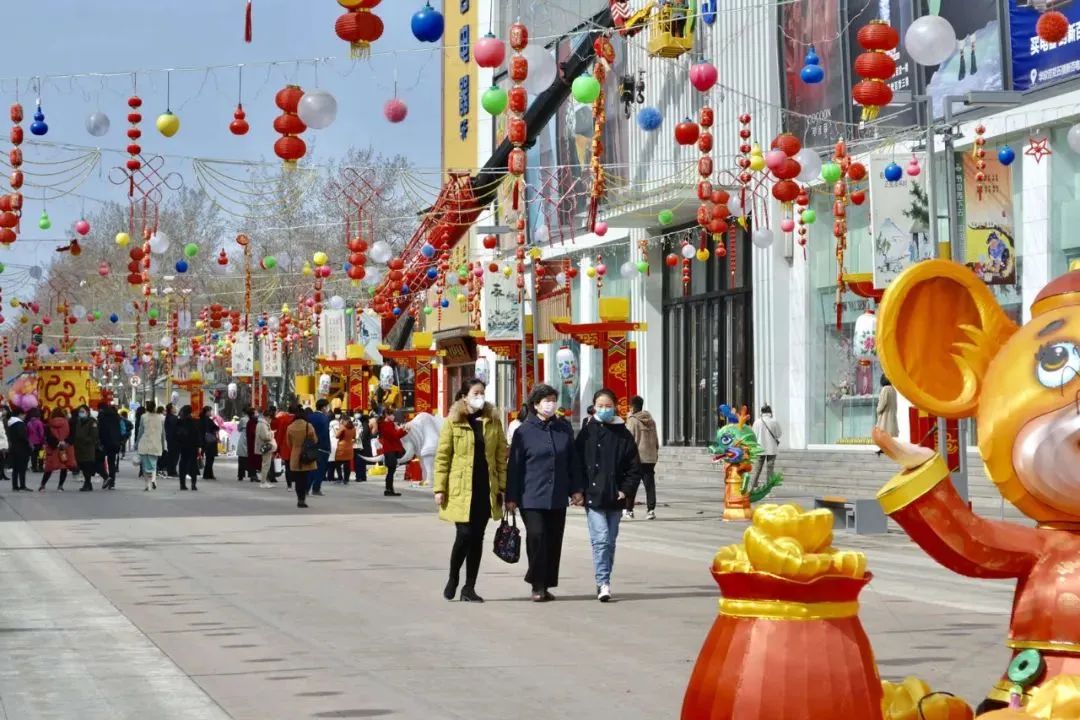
[1036,342,1080,388]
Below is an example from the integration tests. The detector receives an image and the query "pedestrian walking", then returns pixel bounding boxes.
[135,406,165,490]
[376,405,407,497]
[286,405,317,508]
[876,376,899,456]
[200,406,219,480]
[254,410,275,488]
[506,405,526,446]
[39,408,77,491]
[134,406,145,478]
[162,404,179,476]
[750,404,782,491]
[118,408,133,459]
[353,413,372,483]
[434,378,508,603]
[333,417,356,484]
[97,402,123,489]
[0,407,10,482]
[625,395,660,520]
[6,406,31,491]
[272,406,294,488]
[175,405,202,491]
[506,384,584,602]
[307,399,332,496]
[26,408,45,473]
[71,405,100,491]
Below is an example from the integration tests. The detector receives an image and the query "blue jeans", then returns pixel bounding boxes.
[586,508,622,587]
[311,451,329,492]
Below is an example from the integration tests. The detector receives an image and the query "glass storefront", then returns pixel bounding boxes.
[662,226,753,446]
[1051,124,1080,276]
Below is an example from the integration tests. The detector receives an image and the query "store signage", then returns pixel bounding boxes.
[483,270,523,341]
[959,150,1016,285]
[443,0,477,174]
[924,0,1004,117]
[1010,0,1080,91]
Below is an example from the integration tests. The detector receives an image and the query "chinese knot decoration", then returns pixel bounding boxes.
[335,0,384,59]
[126,93,143,194]
[832,139,851,329]
[273,85,307,169]
[852,20,899,122]
[973,123,987,200]
[1,100,25,245]
[587,35,615,233]
[507,21,530,297]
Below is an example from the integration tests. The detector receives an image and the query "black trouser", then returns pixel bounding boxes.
[450,514,488,589]
[30,445,42,472]
[202,442,217,478]
[178,448,199,488]
[384,451,402,493]
[628,462,657,512]
[353,450,367,482]
[287,468,309,505]
[78,461,95,489]
[521,508,567,592]
[39,469,68,490]
[9,452,28,490]
[104,448,120,482]
[237,455,258,481]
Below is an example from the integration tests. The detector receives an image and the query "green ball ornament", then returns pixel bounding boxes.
[38,210,51,230]
[183,242,199,258]
[0,262,6,273]
[801,209,817,224]
[821,162,842,183]
[148,308,160,320]
[658,209,674,226]
[636,260,649,274]
[263,256,278,269]
[571,75,602,104]
[93,310,102,320]
[481,85,508,115]
[345,308,353,316]
[423,306,433,316]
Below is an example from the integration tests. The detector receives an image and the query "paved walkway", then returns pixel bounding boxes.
[0,462,1017,718]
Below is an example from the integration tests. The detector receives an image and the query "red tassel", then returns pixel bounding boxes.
[244,0,252,43]
[512,181,519,211]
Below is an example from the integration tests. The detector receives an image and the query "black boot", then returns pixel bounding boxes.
[460,587,484,603]
[79,481,92,492]
[180,481,188,491]
[443,575,459,601]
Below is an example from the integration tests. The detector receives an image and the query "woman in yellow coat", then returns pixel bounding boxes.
[434,377,508,603]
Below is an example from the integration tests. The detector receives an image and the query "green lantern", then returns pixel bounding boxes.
[658,209,674,226]
[801,209,817,224]
[636,260,649,274]
[571,75,602,104]
[38,210,51,230]
[820,162,842,183]
[423,306,433,315]
[183,242,199,258]
[148,308,160,320]
[481,85,508,115]
[93,310,102,320]
[263,256,278,269]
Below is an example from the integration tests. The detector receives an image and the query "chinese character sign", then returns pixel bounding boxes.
[443,0,477,175]
[961,151,1015,286]
[260,337,283,378]
[319,309,348,359]
[232,332,254,377]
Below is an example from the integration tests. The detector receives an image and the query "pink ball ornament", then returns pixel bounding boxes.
[474,33,506,68]
[596,263,607,276]
[689,62,718,92]
[906,156,922,177]
[594,220,608,236]
[765,149,787,172]
[98,262,110,277]
[473,265,484,277]
[384,98,408,124]
[41,316,51,325]
[780,218,796,233]
[75,219,91,236]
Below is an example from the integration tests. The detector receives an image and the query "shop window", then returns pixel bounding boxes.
[1051,124,1080,278]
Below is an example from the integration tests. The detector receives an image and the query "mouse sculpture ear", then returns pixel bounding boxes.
[878,260,1017,419]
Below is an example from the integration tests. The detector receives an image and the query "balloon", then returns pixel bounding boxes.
[752,229,775,248]
[383,98,408,123]
[534,224,550,245]
[262,256,278,269]
[110,313,119,323]
[998,145,1016,166]
[801,209,817,224]
[86,111,110,137]
[183,242,199,258]
[795,149,823,183]
[149,231,170,254]
[619,261,637,278]
[571,75,602,104]
[411,2,444,42]
[329,295,346,310]
[681,244,696,259]
[594,221,608,236]
[175,260,189,273]
[297,89,338,130]
[521,44,557,95]
[481,86,508,115]
[116,232,130,247]
[765,149,787,172]
[156,111,180,137]
[74,219,91,235]
[370,240,393,264]
[1067,124,1080,154]
[72,305,87,318]
[636,260,649,273]
[905,15,957,67]
[821,162,842,183]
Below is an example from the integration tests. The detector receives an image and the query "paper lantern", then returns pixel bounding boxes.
[905,15,957,67]
[85,111,110,137]
[156,111,180,137]
[800,46,824,84]
[571,75,602,104]
[274,85,307,168]
[852,80,893,121]
[1037,11,1069,44]
[383,98,408,123]
[335,2,384,58]
[555,346,577,385]
[227,382,238,399]
[853,310,877,363]
[481,86,508,115]
[411,2,444,42]
[689,62,718,92]
[474,33,506,68]
[297,89,338,130]
[230,104,249,135]
[38,210,50,230]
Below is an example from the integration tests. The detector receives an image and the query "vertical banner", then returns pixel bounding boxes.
[413,358,437,415]
[483,271,523,341]
[260,337,282,378]
[319,309,347,359]
[869,154,930,289]
[231,332,254,377]
[1009,0,1080,92]
[358,312,383,364]
[962,151,1015,285]
[442,0,478,177]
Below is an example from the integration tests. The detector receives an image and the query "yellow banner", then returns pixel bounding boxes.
[443,0,478,176]
[37,364,94,411]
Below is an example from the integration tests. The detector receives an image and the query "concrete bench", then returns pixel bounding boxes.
[813,495,888,535]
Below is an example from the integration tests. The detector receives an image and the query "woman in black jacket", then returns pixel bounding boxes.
[506,384,584,602]
[6,406,31,491]
[575,388,641,602]
[199,406,218,480]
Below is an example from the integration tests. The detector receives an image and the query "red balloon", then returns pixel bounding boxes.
[665,253,679,267]
[847,162,867,182]
[674,119,701,146]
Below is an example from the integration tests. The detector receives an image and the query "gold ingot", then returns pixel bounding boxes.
[744,526,834,580]
[752,503,835,552]
[712,544,751,574]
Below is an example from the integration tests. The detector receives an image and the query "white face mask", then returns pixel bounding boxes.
[536,400,557,418]
[468,396,485,411]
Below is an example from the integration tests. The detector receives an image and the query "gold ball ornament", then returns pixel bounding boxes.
[695,248,710,262]
[313,251,329,267]
[302,262,313,276]
[586,266,597,278]
[116,232,130,247]
[501,266,512,278]
[156,111,180,138]
[749,143,766,172]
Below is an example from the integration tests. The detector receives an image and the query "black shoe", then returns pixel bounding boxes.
[460,587,484,603]
[79,484,92,492]
[191,484,198,491]
[312,490,324,496]
[286,484,292,489]
[297,502,308,508]
[180,484,188,491]
[543,591,556,601]
[443,576,459,601]
[384,490,401,497]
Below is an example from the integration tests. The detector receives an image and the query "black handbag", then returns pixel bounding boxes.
[299,422,320,464]
[492,511,521,564]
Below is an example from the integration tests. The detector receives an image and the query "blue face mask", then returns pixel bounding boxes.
[595,407,615,423]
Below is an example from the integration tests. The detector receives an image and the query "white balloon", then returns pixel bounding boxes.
[1067,124,1080,154]
[555,272,567,285]
[619,261,637,278]
[363,266,384,285]
[534,224,550,245]
[521,45,558,95]
[752,229,775,249]
[794,150,822,183]
[267,316,280,331]
[297,89,338,130]
[329,295,346,310]
[86,111,110,137]
[149,231,170,254]
[905,15,957,67]
[369,240,393,264]
[681,244,696,259]
[160,335,172,348]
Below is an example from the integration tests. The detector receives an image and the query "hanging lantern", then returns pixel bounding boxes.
[6,101,22,246]
[126,94,142,172]
[555,346,578,386]
[273,85,307,169]
[675,118,701,146]
[383,97,408,123]
[411,2,444,43]
[474,33,506,68]
[1037,11,1069,44]
[852,20,899,121]
[853,310,877,364]
[30,102,47,136]
[800,46,824,84]
[335,0,384,58]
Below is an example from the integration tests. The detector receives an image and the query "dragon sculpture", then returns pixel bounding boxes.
[709,404,782,520]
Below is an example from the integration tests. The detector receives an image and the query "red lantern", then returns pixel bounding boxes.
[675,119,700,146]
[335,2,384,58]
[665,253,679,267]
[274,85,307,168]
[510,55,529,83]
[230,104,249,135]
[772,158,802,181]
[698,156,714,177]
[699,107,714,128]
[772,180,800,203]
[847,162,867,182]
[857,20,900,51]
[507,117,527,145]
[509,22,528,51]
[1037,11,1069,44]
[854,52,897,81]
[482,234,498,250]
[508,86,528,113]
[697,181,713,201]
[697,205,711,227]
[697,132,714,154]
[853,80,893,116]
[274,136,306,165]
[852,20,898,122]
[772,133,802,158]
[712,189,730,205]
[217,249,229,266]
[508,147,526,176]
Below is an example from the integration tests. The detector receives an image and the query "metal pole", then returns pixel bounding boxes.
[519,290,528,409]
[529,276,541,394]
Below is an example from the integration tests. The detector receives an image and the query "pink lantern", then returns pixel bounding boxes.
[689,62,718,92]
[474,33,506,68]
[383,98,408,123]
[75,219,91,235]
[780,218,796,233]
[594,220,608,236]
[98,261,110,277]
[906,155,921,177]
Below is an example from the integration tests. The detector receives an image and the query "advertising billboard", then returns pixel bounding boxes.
[923,0,1005,116]
[1009,0,1080,91]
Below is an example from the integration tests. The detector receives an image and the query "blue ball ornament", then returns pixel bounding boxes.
[175,259,189,273]
[392,307,402,316]
[636,107,663,132]
[800,46,824,84]
[49,347,56,354]
[883,162,903,182]
[401,284,411,294]
[30,104,48,136]
[343,262,352,271]
[426,267,439,279]
[421,243,436,258]
[109,313,119,323]
[411,2,444,43]
[998,145,1016,166]
[440,298,450,308]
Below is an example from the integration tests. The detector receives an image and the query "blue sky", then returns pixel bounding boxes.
[0,0,442,285]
